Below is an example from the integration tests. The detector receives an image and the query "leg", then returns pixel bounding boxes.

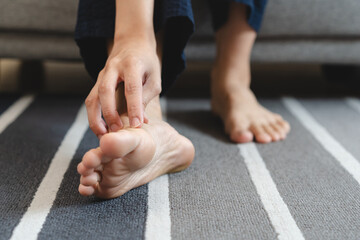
[77,35,195,199]
[211,2,290,143]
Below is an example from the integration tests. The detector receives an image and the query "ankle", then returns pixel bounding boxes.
[211,63,251,90]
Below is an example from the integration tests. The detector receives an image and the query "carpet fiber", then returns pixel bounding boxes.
[1,94,360,240]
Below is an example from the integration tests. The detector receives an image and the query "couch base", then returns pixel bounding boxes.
[0,33,80,61]
[1,33,360,65]
[187,39,360,64]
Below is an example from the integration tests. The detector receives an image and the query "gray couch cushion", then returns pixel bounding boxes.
[1,0,360,38]
[0,0,77,34]
[193,0,360,39]
[261,0,360,37]
[186,39,360,64]
[0,33,79,60]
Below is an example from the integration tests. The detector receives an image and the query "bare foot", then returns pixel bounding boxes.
[211,66,290,144]
[77,119,194,199]
[211,2,290,144]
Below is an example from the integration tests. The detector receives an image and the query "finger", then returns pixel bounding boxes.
[124,69,144,128]
[98,69,123,132]
[85,84,108,137]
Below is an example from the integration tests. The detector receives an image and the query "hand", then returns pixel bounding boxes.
[85,37,161,138]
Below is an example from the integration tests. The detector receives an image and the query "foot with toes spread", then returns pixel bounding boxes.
[78,104,194,199]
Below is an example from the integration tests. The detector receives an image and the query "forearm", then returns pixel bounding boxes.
[114,0,155,42]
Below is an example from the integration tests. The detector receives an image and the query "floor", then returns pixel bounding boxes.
[1,58,358,97]
[1,60,360,240]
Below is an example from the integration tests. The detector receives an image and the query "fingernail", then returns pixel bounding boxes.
[100,124,107,134]
[130,118,141,128]
[110,124,119,132]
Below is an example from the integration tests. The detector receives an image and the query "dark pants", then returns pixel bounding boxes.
[75,0,268,94]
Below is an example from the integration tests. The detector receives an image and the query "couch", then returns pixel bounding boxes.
[1,0,360,67]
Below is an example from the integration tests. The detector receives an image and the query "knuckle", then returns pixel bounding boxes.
[97,70,105,79]
[88,122,99,133]
[98,83,113,94]
[106,58,120,69]
[125,81,141,95]
[122,56,140,68]
[101,108,114,119]
[85,96,95,106]
[127,103,140,115]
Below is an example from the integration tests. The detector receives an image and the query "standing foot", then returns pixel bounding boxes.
[77,119,194,199]
[211,67,290,144]
[211,2,290,144]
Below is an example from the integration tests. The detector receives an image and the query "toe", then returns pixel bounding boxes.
[82,148,102,170]
[225,116,253,143]
[100,131,140,158]
[251,125,272,143]
[270,122,287,140]
[263,125,280,142]
[79,184,95,196]
[230,130,253,143]
[80,172,101,186]
[277,119,291,133]
[77,162,93,176]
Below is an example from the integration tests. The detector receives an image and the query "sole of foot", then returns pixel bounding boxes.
[77,120,194,199]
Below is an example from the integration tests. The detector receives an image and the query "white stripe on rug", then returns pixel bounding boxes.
[282,97,360,185]
[10,104,88,240]
[0,94,34,134]
[145,98,171,240]
[345,97,360,114]
[239,143,305,240]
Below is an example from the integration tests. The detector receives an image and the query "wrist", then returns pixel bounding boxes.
[114,0,155,45]
[114,27,156,46]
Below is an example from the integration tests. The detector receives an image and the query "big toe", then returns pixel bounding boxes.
[100,130,140,158]
[100,128,155,170]
[226,117,254,143]
[230,130,254,143]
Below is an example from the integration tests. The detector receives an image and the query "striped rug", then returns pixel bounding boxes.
[1,94,360,240]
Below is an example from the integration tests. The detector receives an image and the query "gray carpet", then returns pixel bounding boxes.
[1,94,360,240]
